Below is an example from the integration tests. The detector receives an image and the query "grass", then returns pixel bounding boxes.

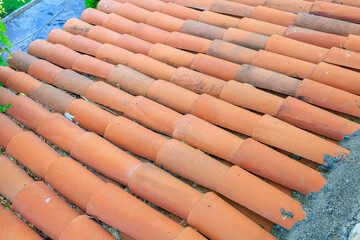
[1,0,32,19]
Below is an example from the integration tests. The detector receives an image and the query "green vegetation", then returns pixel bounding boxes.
[0,0,30,18]
[0,102,11,112]
[0,83,11,112]
[85,0,100,8]
[0,0,17,112]
[0,20,12,66]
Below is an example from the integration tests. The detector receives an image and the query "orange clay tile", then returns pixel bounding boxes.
[265,35,328,64]
[104,13,138,35]
[53,158,210,239]
[65,99,117,135]
[226,0,266,5]
[251,50,317,78]
[27,39,54,59]
[174,227,207,240]
[344,34,360,53]
[213,164,306,230]
[190,53,241,80]
[47,28,74,46]
[225,200,274,232]
[251,114,348,165]
[148,43,195,68]
[0,111,22,147]
[147,11,185,32]
[172,114,244,160]
[6,51,37,73]
[72,54,113,78]
[13,181,80,239]
[53,69,94,96]
[276,96,360,141]
[128,162,203,219]
[31,33,360,141]
[219,80,284,116]
[0,154,34,203]
[132,23,170,44]
[0,88,15,114]
[62,17,92,36]
[238,17,287,36]
[11,67,358,186]
[5,95,51,131]
[284,26,347,49]
[293,12,360,36]
[28,59,63,84]
[128,53,176,81]
[310,62,360,95]
[222,27,270,51]
[1,107,208,240]
[0,205,43,240]
[87,24,122,45]
[5,72,42,96]
[206,39,258,64]
[186,192,277,238]
[95,5,358,72]
[124,96,182,136]
[251,5,296,26]
[166,31,212,53]
[10,54,332,229]
[67,34,102,56]
[0,155,114,240]
[25,35,352,164]
[328,0,360,7]
[55,29,101,55]
[323,47,360,70]
[295,79,360,118]
[85,183,184,240]
[73,134,142,189]
[104,116,168,160]
[147,79,199,113]
[37,113,85,152]
[117,0,167,11]
[85,81,135,112]
[190,93,261,136]
[170,67,227,97]
[45,157,105,210]
[116,34,153,55]
[107,2,152,23]
[45,44,82,69]
[81,7,108,26]
[162,2,201,20]
[156,138,229,188]
[310,1,360,23]
[234,64,302,96]
[197,10,241,28]
[210,0,255,17]
[32,84,75,113]
[59,215,116,240]
[107,65,155,96]
[263,0,313,12]
[172,0,212,10]
[70,132,142,186]
[6,131,61,178]
[180,20,226,40]
[0,65,16,84]
[15,55,329,195]
[234,136,326,191]
[90,7,360,88]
